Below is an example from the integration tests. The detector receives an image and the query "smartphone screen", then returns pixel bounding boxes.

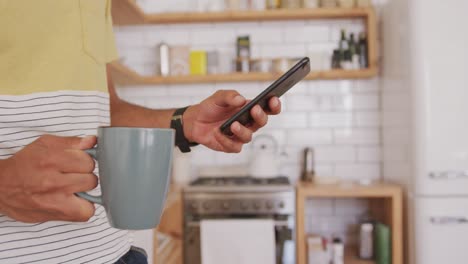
[220,57,311,135]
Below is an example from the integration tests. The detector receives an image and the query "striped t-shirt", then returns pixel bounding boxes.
[0,90,131,263]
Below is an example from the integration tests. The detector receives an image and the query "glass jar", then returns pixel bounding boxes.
[266,0,281,9]
[303,0,319,8]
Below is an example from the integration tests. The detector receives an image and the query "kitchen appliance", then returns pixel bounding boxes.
[249,135,281,178]
[404,0,468,263]
[301,147,315,182]
[183,176,295,264]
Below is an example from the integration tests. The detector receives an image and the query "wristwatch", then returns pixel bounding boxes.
[170,106,199,153]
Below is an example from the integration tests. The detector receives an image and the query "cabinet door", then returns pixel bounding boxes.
[410,0,468,195]
[414,197,468,264]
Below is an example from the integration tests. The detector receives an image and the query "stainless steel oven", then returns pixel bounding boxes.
[183,177,295,264]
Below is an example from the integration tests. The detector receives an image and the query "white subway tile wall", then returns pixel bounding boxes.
[115,0,386,243]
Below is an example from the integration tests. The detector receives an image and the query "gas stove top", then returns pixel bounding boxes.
[184,176,293,193]
[190,176,290,187]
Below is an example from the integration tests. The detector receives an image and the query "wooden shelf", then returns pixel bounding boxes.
[346,247,375,264]
[109,62,377,86]
[111,1,378,85]
[112,0,374,25]
[296,182,403,264]
[297,181,402,198]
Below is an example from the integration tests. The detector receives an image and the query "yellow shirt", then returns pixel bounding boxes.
[0,0,118,95]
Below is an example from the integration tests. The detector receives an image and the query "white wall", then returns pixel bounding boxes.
[114,0,387,259]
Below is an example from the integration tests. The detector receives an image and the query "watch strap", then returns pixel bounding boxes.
[171,107,198,153]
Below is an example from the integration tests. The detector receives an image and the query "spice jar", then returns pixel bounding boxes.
[266,0,281,9]
[303,0,319,8]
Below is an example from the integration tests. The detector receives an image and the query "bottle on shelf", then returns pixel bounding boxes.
[331,49,341,69]
[358,32,369,68]
[157,42,170,77]
[338,29,352,69]
[331,237,344,264]
[348,33,360,69]
[338,29,348,67]
[236,35,251,73]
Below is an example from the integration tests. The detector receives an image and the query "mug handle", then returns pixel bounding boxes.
[75,147,103,205]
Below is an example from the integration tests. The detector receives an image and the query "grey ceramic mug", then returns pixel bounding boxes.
[77,127,175,230]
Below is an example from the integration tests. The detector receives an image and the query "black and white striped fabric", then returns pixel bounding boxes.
[0,91,130,264]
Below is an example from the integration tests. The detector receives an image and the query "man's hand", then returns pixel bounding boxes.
[0,135,98,223]
[182,90,282,153]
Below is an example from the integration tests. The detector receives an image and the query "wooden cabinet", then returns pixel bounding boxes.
[153,186,183,264]
[296,182,403,264]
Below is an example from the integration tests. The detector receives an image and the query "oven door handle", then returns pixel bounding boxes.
[187,220,290,227]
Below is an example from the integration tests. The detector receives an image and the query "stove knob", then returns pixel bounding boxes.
[203,202,211,210]
[222,202,230,210]
[254,202,261,209]
[266,201,273,209]
[240,202,249,210]
[278,202,285,209]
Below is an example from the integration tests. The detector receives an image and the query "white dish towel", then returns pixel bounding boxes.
[200,219,276,264]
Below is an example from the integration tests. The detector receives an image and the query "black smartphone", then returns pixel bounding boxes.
[220,57,311,135]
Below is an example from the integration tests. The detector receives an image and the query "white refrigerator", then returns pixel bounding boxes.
[408,0,468,263]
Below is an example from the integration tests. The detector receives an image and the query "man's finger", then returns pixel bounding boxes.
[40,173,97,193]
[37,135,83,149]
[53,149,96,173]
[213,129,243,153]
[248,105,268,132]
[79,135,97,150]
[267,97,281,115]
[230,122,253,144]
[62,173,99,193]
[212,90,246,108]
[62,196,96,222]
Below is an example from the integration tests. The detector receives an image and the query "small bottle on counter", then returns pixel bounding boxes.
[359,222,374,259]
[332,237,344,264]
[301,147,315,182]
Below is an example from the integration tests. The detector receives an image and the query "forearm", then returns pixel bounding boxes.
[110,99,176,129]
[107,65,176,128]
